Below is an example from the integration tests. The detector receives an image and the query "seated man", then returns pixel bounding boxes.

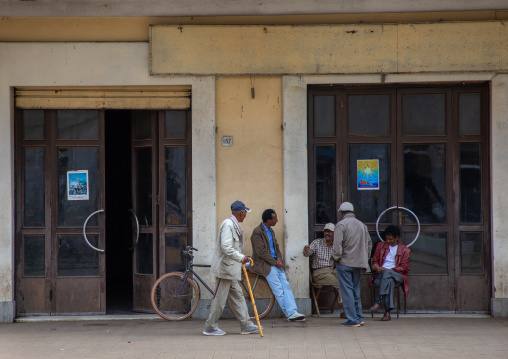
[369,225,410,321]
[250,209,306,321]
[303,222,346,318]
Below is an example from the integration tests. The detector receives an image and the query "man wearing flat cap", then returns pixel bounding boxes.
[304,222,346,318]
[332,202,372,327]
[203,200,260,336]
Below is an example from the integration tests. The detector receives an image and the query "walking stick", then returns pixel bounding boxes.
[242,258,264,337]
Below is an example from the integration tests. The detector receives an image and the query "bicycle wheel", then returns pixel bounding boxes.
[239,272,275,319]
[151,272,200,321]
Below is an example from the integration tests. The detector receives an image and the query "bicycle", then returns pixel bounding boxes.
[151,245,275,321]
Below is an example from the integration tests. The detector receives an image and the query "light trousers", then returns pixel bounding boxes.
[265,266,298,317]
[204,278,255,331]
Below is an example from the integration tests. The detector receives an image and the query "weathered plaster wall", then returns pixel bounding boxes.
[151,22,508,75]
[0,42,216,321]
[215,76,283,256]
[491,74,508,316]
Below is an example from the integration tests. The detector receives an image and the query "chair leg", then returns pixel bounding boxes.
[396,286,400,319]
[311,287,321,318]
[330,290,338,314]
[370,286,375,318]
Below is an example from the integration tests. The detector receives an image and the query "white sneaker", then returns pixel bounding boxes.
[288,312,306,321]
[203,329,227,336]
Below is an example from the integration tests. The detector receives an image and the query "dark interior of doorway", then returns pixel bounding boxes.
[105,110,134,314]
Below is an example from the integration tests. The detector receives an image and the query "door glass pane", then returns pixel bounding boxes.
[165,147,186,225]
[23,110,44,139]
[57,110,99,139]
[165,111,187,139]
[315,146,336,224]
[58,235,99,276]
[314,96,335,137]
[405,232,447,274]
[165,233,187,273]
[57,147,99,227]
[23,235,45,277]
[136,233,153,274]
[133,111,152,140]
[460,143,482,223]
[348,95,390,135]
[349,144,390,223]
[135,148,152,225]
[404,144,446,224]
[24,147,45,227]
[460,232,483,274]
[402,94,446,135]
[459,93,481,135]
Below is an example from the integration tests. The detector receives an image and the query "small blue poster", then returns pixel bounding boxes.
[67,170,89,200]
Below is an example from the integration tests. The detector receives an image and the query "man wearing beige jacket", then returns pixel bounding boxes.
[203,200,259,336]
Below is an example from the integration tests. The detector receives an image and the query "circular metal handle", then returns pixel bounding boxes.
[82,209,105,253]
[375,206,420,247]
[129,209,140,251]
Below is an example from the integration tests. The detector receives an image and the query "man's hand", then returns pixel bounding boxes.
[275,258,284,269]
[303,245,310,252]
[241,256,251,264]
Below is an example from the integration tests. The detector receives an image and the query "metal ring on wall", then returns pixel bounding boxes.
[375,206,421,247]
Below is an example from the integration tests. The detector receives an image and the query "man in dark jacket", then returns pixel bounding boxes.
[250,209,306,321]
[369,225,410,321]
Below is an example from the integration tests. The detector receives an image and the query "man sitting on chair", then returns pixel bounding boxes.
[303,222,346,318]
[369,225,410,321]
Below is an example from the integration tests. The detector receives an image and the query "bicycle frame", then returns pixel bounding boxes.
[174,246,263,300]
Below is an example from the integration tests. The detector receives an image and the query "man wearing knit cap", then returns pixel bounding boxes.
[203,200,260,336]
[332,202,372,327]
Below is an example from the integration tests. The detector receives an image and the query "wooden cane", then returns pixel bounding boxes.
[242,258,263,337]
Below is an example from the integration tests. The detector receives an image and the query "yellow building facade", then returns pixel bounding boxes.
[2,4,508,321]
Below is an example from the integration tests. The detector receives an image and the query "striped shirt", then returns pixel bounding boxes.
[303,238,334,269]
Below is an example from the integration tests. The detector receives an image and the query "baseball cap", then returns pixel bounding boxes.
[339,202,354,212]
[231,200,251,212]
[324,223,335,231]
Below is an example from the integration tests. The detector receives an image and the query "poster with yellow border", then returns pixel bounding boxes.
[357,160,379,190]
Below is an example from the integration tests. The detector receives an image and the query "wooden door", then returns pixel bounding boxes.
[16,109,106,315]
[130,110,192,311]
[308,84,490,313]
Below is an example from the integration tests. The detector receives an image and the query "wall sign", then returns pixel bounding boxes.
[222,136,233,147]
[357,160,379,190]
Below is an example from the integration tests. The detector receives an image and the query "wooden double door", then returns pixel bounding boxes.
[308,84,491,312]
[15,109,191,315]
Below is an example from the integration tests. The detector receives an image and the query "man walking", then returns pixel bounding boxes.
[250,209,306,321]
[332,202,372,327]
[203,200,260,336]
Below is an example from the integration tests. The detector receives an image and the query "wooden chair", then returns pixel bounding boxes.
[369,282,406,318]
[309,258,341,317]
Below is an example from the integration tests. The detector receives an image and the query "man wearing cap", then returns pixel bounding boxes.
[303,222,346,318]
[250,209,306,321]
[332,202,372,327]
[203,200,260,336]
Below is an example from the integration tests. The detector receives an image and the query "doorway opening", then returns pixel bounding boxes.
[105,110,133,314]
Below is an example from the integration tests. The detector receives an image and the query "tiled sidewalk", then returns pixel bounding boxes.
[1,315,508,358]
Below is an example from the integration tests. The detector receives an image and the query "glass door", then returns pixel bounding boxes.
[16,109,106,315]
[308,84,490,312]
